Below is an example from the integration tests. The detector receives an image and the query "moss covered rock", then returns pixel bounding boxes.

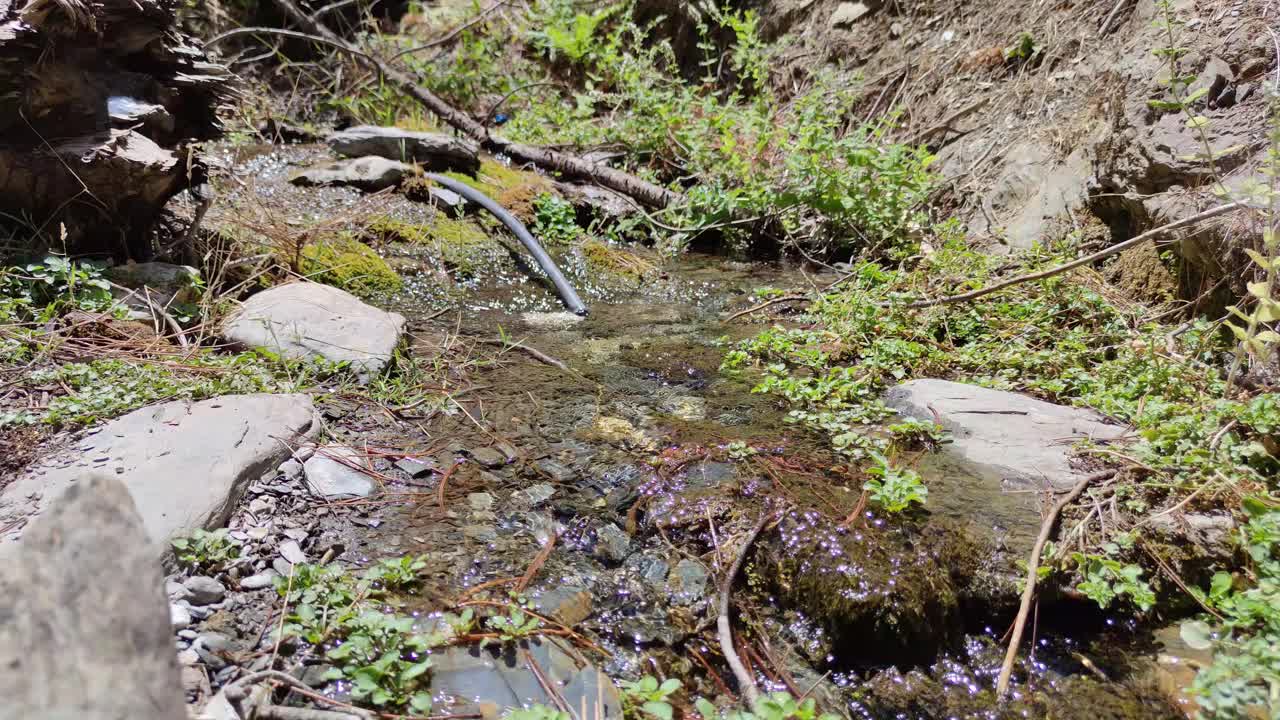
[300,234,401,297]
[755,515,989,668]
[440,159,554,222]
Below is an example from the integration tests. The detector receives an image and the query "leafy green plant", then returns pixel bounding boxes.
[1186,501,1280,719]
[619,676,680,720]
[1,255,115,321]
[863,452,927,513]
[695,692,839,720]
[1070,552,1156,612]
[532,4,620,64]
[171,528,242,572]
[531,193,581,245]
[322,611,434,712]
[485,605,542,642]
[1003,32,1042,64]
[726,441,758,460]
[1225,91,1280,388]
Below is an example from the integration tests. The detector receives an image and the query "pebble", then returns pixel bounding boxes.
[278,458,304,481]
[193,633,234,670]
[593,523,631,563]
[468,446,507,468]
[272,558,293,576]
[395,457,437,478]
[246,526,270,541]
[535,459,574,483]
[170,603,192,630]
[279,540,307,565]
[515,483,556,506]
[629,554,671,591]
[283,528,308,542]
[178,629,198,640]
[239,571,277,591]
[669,559,709,605]
[183,576,226,606]
[468,493,495,512]
[165,579,190,602]
[177,649,201,666]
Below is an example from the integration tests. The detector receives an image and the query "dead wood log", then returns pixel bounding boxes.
[263,0,683,209]
[0,0,232,258]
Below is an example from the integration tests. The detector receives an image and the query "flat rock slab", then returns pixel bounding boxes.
[431,639,621,719]
[291,156,416,192]
[0,474,187,720]
[304,445,376,499]
[223,282,406,379]
[328,125,480,173]
[0,394,317,558]
[883,378,1127,491]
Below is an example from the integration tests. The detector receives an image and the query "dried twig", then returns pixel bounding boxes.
[718,511,777,712]
[482,338,569,371]
[726,295,810,322]
[896,203,1247,310]
[996,469,1117,696]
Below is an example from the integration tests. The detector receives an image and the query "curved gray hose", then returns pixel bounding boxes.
[423,172,588,316]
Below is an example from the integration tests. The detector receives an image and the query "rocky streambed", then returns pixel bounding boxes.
[0,140,1202,720]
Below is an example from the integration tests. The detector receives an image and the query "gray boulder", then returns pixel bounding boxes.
[883,379,1126,491]
[107,261,202,306]
[223,282,405,379]
[304,446,376,500]
[327,125,480,173]
[0,474,187,720]
[0,394,318,559]
[291,156,416,191]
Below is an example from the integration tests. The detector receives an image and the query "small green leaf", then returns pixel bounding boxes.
[1180,620,1214,650]
[695,698,719,720]
[643,701,674,720]
[1185,115,1210,129]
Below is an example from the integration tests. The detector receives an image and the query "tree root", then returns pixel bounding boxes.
[717,511,778,712]
[995,469,1117,696]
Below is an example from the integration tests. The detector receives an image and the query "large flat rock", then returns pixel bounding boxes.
[327,125,480,173]
[431,639,621,719]
[222,282,406,379]
[0,474,187,720]
[883,378,1127,491]
[0,394,317,557]
[291,155,417,191]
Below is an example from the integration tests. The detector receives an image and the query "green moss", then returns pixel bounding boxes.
[366,215,499,278]
[441,159,554,221]
[581,239,656,280]
[300,234,402,297]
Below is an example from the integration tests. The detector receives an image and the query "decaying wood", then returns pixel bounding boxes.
[0,0,231,257]
[256,0,683,209]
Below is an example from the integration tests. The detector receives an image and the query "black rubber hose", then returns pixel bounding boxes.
[423,172,588,316]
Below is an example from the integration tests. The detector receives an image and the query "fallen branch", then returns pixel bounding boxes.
[895,203,1247,310]
[718,511,778,712]
[995,469,1117,696]
[255,0,682,209]
[482,338,569,371]
[726,295,810,322]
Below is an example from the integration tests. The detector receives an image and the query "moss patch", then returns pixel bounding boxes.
[441,159,554,222]
[366,215,500,278]
[300,234,402,297]
[581,239,657,281]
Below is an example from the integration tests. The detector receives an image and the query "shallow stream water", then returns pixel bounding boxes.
[212,144,1187,719]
